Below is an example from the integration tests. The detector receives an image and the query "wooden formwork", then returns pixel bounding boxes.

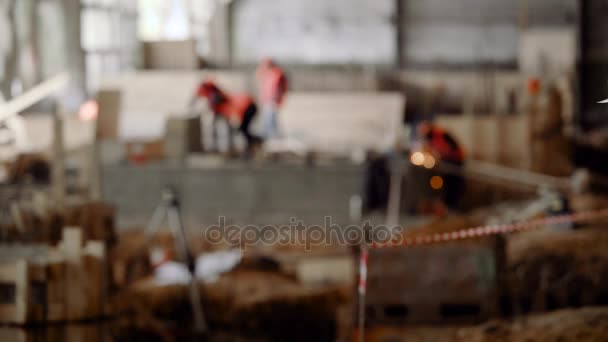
[364,236,506,325]
[0,260,46,324]
[0,228,107,325]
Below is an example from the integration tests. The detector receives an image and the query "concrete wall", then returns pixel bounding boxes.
[280,92,404,154]
[400,0,519,67]
[232,0,397,65]
[400,0,577,68]
[101,163,364,229]
[283,66,380,92]
[229,0,577,68]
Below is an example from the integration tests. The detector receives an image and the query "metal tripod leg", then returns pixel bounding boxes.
[144,188,207,334]
[166,203,207,333]
[144,202,167,243]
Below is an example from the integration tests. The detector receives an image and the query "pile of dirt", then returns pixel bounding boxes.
[118,270,349,341]
[457,306,608,342]
[570,193,608,214]
[507,229,608,313]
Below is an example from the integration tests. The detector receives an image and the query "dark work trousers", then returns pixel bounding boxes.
[239,103,261,152]
[442,160,465,209]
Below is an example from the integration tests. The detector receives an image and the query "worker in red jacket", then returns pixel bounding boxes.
[416,122,465,208]
[256,58,288,138]
[194,80,261,156]
[416,122,465,164]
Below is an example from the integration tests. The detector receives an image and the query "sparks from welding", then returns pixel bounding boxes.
[410,151,425,165]
[430,176,443,190]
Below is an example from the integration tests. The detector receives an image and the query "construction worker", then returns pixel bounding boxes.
[415,122,465,208]
[194,80,262,157]
[256,58,288,138]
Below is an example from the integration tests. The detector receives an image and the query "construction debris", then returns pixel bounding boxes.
[507,228,608,314]
[457,306,608,342]
[116,269,349,341]
[0,228,108,324]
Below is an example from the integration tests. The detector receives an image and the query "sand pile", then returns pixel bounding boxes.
[118,270,348,341]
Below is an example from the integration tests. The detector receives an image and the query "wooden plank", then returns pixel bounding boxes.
[0,228,109,324]
[0,73,69,123]
[59,228,87,321]
[0,260,46,324]
[0,260,25,324]
[96,90,122,140]
[51,105,66,206]
[46,260,66,322]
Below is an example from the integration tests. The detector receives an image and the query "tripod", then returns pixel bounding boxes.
[145,187,207,333]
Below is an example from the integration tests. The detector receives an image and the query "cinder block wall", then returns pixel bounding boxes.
[101,163,364,230]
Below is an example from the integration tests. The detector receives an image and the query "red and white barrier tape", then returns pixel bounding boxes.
[358,247,368,295]
[356,208,608,336]
[370,208,608,250]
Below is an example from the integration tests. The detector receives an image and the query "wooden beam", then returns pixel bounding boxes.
[52,103,66,206]
[0,73,70,123]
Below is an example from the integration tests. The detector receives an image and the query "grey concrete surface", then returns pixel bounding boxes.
[101,162,365,230]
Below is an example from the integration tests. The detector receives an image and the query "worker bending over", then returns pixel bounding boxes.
[256,58,288,138]
[194,80,262,157]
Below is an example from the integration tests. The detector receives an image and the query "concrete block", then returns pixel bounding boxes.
[281,92,405,155]
[366,237,505,324]
[143,40,198,70]
[164,115,203,161]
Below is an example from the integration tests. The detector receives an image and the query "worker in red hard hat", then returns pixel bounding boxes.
[194,80,262,156]
[256,58,288,138]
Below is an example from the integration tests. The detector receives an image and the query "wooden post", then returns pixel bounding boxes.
[51,103,65,206]
[60,227,87,321]
[357,246,368,342]
[89,115,101,200]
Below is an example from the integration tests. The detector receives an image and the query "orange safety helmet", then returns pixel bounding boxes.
[197,79,217,97]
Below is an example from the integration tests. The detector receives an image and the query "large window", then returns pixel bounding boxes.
[80,0,138,92]
[138,0,221,57]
